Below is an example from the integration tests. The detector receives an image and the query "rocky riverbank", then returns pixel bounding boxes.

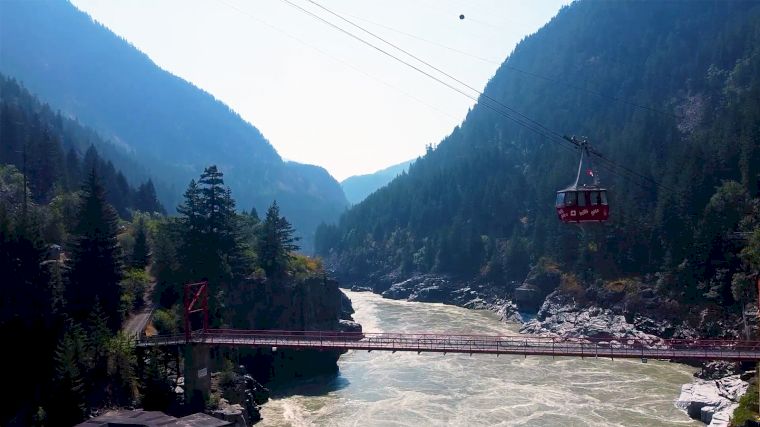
[340,270,755,427]
[519,290,683,341]
[200,275,362,424]
[209,368,270,426]
[675,362,751,427]
[226,275,362,381]
[345,272,523,321]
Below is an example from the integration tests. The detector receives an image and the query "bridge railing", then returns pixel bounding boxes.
[135,329,760,360]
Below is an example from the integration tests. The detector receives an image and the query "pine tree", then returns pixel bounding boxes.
[66,169,123,331]
[257,200,300,278]
[106,333,137,407]
[85,300,111,407]
[150,218,181,307]
[82,145,99,175]
[50,324,87,425]
[135,179,164,214]
[177,179,204,282]
[131,217,150,268]
[140,349,174,410]
[177,166,247,285]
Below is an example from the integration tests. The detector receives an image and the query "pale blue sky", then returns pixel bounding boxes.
[71,0,569,180]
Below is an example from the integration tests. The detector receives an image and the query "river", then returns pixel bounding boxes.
[259,290,699,426]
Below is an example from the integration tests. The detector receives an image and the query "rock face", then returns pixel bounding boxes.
[696,361,743,380]
[230,276,346,331]
[223,275,357,382]
[209,399,249,427]
[519,291,664,345]
[513,283,543,311]
[675,375,749,426]
[209,368,270,426]
[513,263,561,311]
[357,273,522,322]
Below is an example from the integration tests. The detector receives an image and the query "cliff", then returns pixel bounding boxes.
[225,275,360,382]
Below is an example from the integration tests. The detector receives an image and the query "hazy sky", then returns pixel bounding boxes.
[71,0,569,180]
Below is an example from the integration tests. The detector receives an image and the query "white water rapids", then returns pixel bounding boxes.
[259,290,699,426]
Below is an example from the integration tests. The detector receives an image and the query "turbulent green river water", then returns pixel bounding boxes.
[259,290,699,426]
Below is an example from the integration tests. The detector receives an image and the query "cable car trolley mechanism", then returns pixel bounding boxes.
[555,136,609,223]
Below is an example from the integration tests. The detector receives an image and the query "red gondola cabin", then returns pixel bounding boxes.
[556,136,610,224]
[555,187,609,223]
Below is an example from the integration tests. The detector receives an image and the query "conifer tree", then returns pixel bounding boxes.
[150,218,181,307]
[177,179,204,281]
[177,166,247,284]
[50,324,87,425]
[257,200,300,278]
[66,169,123,331]
[85,300,111,407]
[131,217,150,268]
[106,333,137,407]
[140,350,174,410]
[135,179,163,214]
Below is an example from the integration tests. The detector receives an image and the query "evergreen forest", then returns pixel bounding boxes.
[316,1,760,320]
[0,78,321,425]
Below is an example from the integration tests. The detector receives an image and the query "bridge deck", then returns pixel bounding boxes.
[137,330,760,361]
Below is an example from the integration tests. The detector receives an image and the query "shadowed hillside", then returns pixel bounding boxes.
[0,0,347,250]
[317,1,760,312]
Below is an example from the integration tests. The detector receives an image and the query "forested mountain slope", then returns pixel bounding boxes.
[1,75,346,424]
[341,159,414,205]
[0,0,347,250]
[316,1,760,311]
[1,76,164,218]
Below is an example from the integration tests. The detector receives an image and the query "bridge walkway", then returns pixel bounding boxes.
[137,330,760,361]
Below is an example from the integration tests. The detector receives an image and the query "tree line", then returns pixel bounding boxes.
[0,75,165,217]
[1,75,310,425]
[1,160,307,425]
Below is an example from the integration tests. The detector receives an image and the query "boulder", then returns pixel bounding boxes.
[675,375,748,426]
[382,277,417,300]
[513,283,543,311]
[496,300,523,323]
[338,319,362,334]
[212,369,269,425]
[519,292,664,345]
[413,281,449,302]
[524,263,561,294]
[209,398,249,427]
[696,361,742,380]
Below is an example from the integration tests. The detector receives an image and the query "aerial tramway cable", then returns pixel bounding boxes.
[279,0,578,153]
[278,0,674,193]
[302,0,569,142]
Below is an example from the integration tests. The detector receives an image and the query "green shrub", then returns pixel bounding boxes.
[120,268,150,314]
[731,380,759,427]
[152,308,179,335]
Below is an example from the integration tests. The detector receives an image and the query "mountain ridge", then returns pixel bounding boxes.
[316,0,760,318]
[341,159,414,205]
[0,0,348,251]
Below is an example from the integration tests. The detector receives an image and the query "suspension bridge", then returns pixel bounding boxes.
[138,329,760,362]
[135,281,760,362]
